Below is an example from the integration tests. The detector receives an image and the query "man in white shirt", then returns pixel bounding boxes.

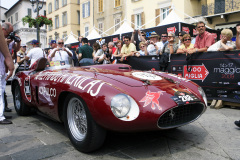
[24,40,45,67]
[147,32,161,55]
[49,39,72,65]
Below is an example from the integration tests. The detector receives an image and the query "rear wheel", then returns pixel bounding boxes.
[13,83,31,116]
[63,94,106,152]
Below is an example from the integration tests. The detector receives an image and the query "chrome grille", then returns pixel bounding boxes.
[158,103,205,129]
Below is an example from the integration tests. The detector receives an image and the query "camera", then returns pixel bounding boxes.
[59,48,62,50]
[7,32,21,42]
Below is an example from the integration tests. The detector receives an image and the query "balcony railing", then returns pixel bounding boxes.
[202,0,240,16]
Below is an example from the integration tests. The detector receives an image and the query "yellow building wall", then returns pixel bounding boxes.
[80,0,94,37]
[46,0,80,43]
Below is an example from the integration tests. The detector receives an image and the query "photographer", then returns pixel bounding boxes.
[49,39,73,65]
[2,22,21,58]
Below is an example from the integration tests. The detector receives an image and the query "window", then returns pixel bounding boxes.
[62,0,67,6]
[62,12,67,26]
[55,15,59,29]
[85,26,89,37]
[15,12,18,22]
[98,0,103,12]
[98,22,103,35]
[48,25,52,31]
[115,18,120,31]
[77,31,80,37]
[77,0,80,4]
[49,36,52,44]
[55,0,59,10]
[82,1,90,18]
[28,8,32,17]
[62,31,67,39]
[8,18,10,22]
[135,13,141,29]
[115,0,120,8]
[161,7,169,21]
[11,16,13,24]
[55,33,59,40]
[48,3,52,13]
[77,11,80,24]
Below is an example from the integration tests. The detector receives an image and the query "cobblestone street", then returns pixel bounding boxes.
[0,84,240,160]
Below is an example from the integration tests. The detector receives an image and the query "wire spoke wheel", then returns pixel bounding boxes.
[67,97,87,141]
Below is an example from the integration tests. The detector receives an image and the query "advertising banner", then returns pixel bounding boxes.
[128,51,240,103]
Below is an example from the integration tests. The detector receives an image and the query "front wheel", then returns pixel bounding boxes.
[13,83,31,116]
[63,94,106,152]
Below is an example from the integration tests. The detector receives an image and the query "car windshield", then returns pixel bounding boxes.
[45,65,72,70]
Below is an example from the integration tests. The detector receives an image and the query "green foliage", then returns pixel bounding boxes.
[22,15,53,28]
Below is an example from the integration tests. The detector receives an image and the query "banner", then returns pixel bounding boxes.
[127,51,240,103]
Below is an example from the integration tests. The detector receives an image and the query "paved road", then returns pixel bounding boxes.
[0,84,240,160]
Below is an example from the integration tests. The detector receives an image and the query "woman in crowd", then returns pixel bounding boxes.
[159,32,178,71]
[178,31,187,46]
[92,42,102,63]
[134,42,148,57]
[207,29,235,51]
[113,40,123,57]
[176,34,195,54]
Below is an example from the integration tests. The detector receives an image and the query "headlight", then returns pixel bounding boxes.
[111,94,139,121]
[198,87,207,106]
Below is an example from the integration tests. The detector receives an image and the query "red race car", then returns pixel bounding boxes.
[11,58,207,152]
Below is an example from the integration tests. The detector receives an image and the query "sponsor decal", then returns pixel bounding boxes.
[167,27,176,33]
[113,37,118,42]
[217,90,227,94]
[182,27,190,33]
[171,89,199,105]
[96,38,106,46]
[233,91,240,95]
[24,76,31,102]
[193,29,198,35]
[39,87,56,97]
[183,63,209,82]
[166,73,190,82]
[132,72,162,80]
[140,90,165,111]
[34,72,104,97]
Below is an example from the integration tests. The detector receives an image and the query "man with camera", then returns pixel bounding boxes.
[2,22,21,113]
[49,39,72,65]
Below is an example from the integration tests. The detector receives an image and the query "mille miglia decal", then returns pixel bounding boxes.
[24,76,31,102]
[34,72,104,97]
[140,90,166,111]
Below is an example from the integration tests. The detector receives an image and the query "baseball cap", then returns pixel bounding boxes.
[20,43,26,47]
[49,40,56,45]
[31,39,39,45]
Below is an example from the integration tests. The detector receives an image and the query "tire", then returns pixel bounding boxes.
[63,94,106,153]
[13,83,31,116]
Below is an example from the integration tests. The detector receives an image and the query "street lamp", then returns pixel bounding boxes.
[29,0,44,45]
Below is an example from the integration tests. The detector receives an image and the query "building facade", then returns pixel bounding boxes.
[46,0,80,45]
[4,0,47,48]
[0,6,8,24]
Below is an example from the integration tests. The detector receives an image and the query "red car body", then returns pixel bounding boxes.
[11,58,207,152]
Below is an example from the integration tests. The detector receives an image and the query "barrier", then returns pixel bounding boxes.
[127,50,240,104]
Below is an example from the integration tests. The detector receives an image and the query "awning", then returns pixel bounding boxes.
[87,28,101,40]
[158,10,184,26]
[113,21,134,35]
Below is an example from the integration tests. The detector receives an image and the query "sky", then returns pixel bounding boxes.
[0,0,18,9]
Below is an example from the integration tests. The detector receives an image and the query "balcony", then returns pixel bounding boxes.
[202,0,240,16]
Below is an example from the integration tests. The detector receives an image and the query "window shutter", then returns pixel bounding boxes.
[141,12,145,29]
[169,6,172,14]
[82,3,85,18]
[88,1,90,17]
[131,14,135,29]
[155,9,160,26]
[62,14,64,26]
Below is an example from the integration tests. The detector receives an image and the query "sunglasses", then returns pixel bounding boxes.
[58,42,64,44]
[124,40,129,42]
[197,25,205,28]
[140,46,145,48]
[168,36,173,38]
[184,39,191,41]
[142,35,146,36]
[22,46,26,48]
[161,36,167,37]
[178,35,183,37]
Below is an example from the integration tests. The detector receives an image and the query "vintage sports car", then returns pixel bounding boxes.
[11,58,207,152]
